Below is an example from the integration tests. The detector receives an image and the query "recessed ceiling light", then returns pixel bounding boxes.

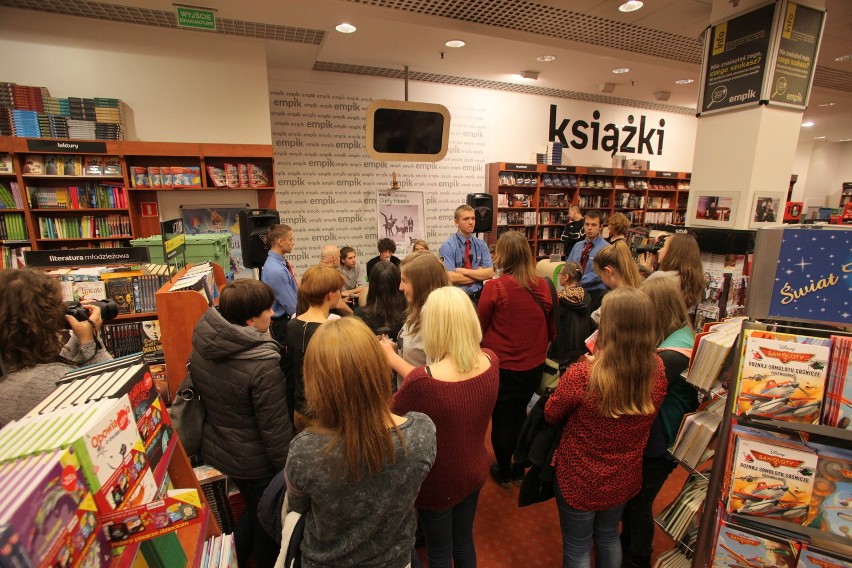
[835,54,852,62]
[802,121,815,127]
[445,39,465,48]
[814,136,826,140]
[839,138,852,142]
[537,55,557,62]
[612,67,630,74]
[519,70,540,80]
[818,102,837,107]
[335,23,356,33]
[675,79,694,85]
[619,1,644,12]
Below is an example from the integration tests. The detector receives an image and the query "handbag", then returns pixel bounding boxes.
[522,280,561,395]
[169,362,205,458]
[514,391,563,507]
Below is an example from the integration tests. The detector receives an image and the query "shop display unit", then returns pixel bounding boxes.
[485,162,691,258]
[0,136,274,252]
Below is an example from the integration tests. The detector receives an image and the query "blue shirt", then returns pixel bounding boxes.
[439,231,493,295]
[567,235,608,292]
[262,251,297,317]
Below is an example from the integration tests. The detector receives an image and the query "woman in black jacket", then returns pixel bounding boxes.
[548,262,592,367]
[190,279,294,568]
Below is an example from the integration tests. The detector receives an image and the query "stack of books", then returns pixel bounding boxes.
[822,334,852,429]
[684,317,747,391]
[671,395,726,469]
[546,141,562,165]
[200,532,237,567]
[170,262,217,306]
[655,472,709,544]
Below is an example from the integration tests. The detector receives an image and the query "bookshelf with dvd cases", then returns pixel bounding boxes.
[485,162,691,258]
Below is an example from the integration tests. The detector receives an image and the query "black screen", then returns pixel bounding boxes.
[372,108,445,155]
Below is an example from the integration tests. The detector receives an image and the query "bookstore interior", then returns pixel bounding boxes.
[0,0,851,567]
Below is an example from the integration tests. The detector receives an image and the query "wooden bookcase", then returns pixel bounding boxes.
[0,136,275,252]
[486,162,691,259]
[155,262,227,398]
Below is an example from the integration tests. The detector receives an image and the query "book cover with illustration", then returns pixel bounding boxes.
[806,443,852,541]
[83,155,104,176]
[22,154,44,174]
[727,427,818,525]
[105,277,135,314]
[734,329,831,424]
[73,280,107,303]
[62,155,82,176]
[796,544,852,568]
[823,335,852,429]
[711,521,798,568]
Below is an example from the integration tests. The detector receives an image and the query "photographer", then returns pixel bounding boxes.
[0,268,112,427]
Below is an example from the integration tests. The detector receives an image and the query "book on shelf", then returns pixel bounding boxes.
[796,544,852,568]
[73,280,107,302]
[103,156,121,176]
[656,471,709,542]
[671,397,725,469]
[710,519,799,568]
[0,152,12,173]
[130,166,150,188]
[685,317,747,391]
[161,165,173,188]
[653,548,692,568]
[726,425,818,526]
[101,488,202,547]
[822,335,852,429]
[22,153,44,174]
[62,154,82,176]
[0,181,22,208]
[83,155,104,175]
[805,442,852,541]
[104,275,137,314]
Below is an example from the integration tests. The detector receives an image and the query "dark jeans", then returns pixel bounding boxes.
[491,366,540,477]
[233,475,281,568]
[555,481,625,568]
[620,457,677,567]
[418,489,481,568]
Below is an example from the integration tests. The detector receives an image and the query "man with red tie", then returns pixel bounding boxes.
[261,223,298,343]
[567,210,608,312]
[439,204,494,304]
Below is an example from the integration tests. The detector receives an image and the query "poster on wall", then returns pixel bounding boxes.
[376,191,425,255]
[692,191,739,228]
[699,2,776,115]
[749,192,784,228]
[766,1,825,109]
[181,205,251,279]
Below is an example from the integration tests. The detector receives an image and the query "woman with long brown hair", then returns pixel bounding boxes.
[545,287,667,568]
[646,233,705,311]
[284,317,436,567]
[478,230,555,486]
[354,261,406,340]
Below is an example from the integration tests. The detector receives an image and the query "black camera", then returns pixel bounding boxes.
[65,299,119,326]
[634,235,668,255]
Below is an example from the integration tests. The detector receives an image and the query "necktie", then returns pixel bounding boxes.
[464,239,472,269]
[579,241,593,271]
[285,258,297,291]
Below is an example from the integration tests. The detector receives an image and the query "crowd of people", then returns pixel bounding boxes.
[0,204,707,568]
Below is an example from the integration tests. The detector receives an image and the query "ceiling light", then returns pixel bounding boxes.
[335,23,356,33]
[835,54,852,62]
[612,67,630,74]
[802,121,815,127]
[839,138,852,142]
[818,102,837,107]
[519,70,540,80]
[537,55,557,62]
[814,136,826,140]
[445,39,465,48]
[619,1,644,12]
[675,79,694,85]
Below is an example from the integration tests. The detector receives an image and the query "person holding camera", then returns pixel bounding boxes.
[0,268,113,427]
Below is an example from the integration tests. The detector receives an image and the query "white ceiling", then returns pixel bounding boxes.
[3,0,852,142]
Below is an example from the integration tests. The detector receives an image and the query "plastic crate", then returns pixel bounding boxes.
[131,234,232,276]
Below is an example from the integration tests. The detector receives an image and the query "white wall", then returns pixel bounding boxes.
[801,141,852,208]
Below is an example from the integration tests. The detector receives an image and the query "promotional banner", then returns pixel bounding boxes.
[767,1,825,109]
[767,228,851,325]
[700,2,775,114]
[377,191,425,251]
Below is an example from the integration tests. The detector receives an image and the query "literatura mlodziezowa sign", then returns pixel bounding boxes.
[767,1,825,110]
[752,227,851,326]
[699,2,775,115]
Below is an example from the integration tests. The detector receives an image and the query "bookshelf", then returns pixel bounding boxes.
[0,136,274,251]
[485,162,691,259]
[155,262,227,398]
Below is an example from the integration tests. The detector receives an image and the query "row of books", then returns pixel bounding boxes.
[0,212,27,240]
[656,471,709,544]
[539,193,570,208]
[169,262,218,306]
[101,320,164,361]
[27,182,128,209]
[58,269,171,314]
[614,193,646,209]
[538,210,569,225]
[537,241,566,258]
[0,244,28,269]
[207,163,271,188]
[577,195,610,209]
[129,165,203,189]
[497,210,537,226]
[537,226,562,239]
[670,395,726,469]
[37,214,131,239]
[22,153,122,177]
[0,180,23,208]
[200,533,237,568]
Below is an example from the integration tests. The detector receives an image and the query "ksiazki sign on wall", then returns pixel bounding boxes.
[548,105,668,156]
[699,0,825,116]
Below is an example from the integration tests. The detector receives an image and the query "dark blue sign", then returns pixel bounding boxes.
[768,229,851,324]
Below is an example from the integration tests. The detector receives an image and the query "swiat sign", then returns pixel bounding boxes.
[548,105,667,156]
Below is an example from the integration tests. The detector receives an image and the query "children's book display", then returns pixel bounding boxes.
[0,356,222,567]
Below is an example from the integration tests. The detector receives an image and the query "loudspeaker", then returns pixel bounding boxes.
[466,193,493,233]
[238,209,281,269]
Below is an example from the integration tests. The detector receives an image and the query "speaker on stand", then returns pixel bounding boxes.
[238,209,281,273]
[466,193,493,234]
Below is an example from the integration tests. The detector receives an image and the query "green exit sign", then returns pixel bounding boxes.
[176,6,216,30]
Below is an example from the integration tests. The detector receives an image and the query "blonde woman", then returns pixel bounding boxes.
[545,287,667,568]
[285,318,436,567]
[411,239,430,252]
[590,240,643,325]
[384,287,498,568]
[479,230,555,486]
[606,212,630,243]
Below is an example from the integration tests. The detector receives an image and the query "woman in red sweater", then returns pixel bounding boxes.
[384,286,498,568]
[479,230,555,485]
[544,287,667,568]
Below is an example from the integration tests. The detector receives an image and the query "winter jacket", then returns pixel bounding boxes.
[190,308,293,479]
[548,285,592,365]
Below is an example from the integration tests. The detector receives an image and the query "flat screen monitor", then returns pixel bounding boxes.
[366,99,450,162]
